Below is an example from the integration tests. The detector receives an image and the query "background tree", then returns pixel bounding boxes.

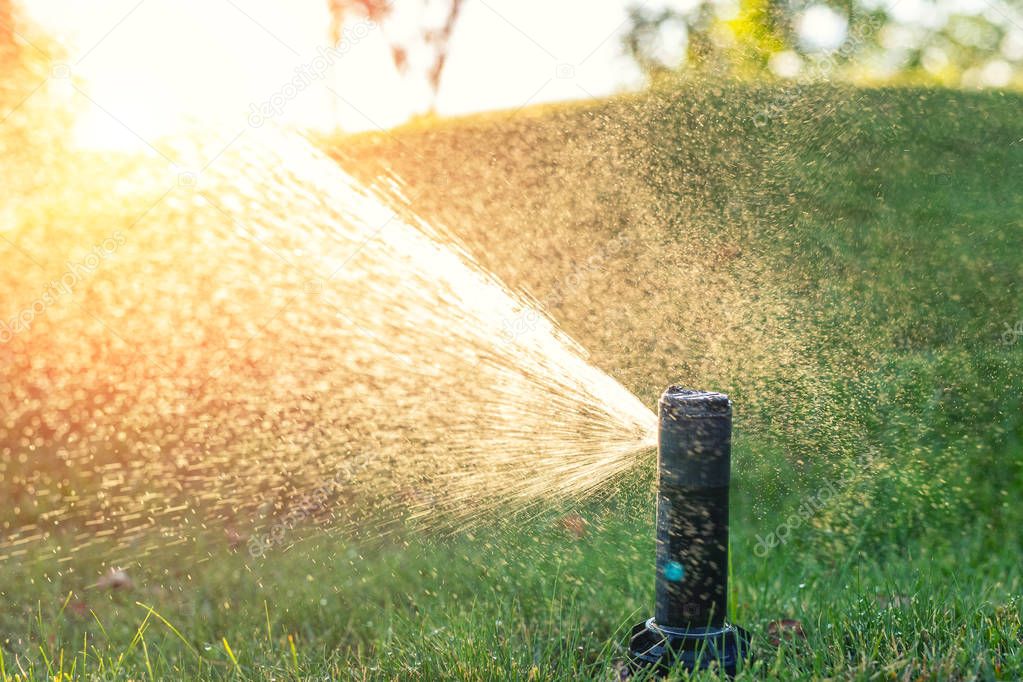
[623,0,1023,87]
[326,0,465,114]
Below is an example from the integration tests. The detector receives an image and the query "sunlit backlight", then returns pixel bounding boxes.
[22,0,415,149]
[0,115,657,562]
[796,4,849,53]
[4,0,662,566]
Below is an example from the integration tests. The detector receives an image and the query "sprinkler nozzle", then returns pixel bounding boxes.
[628,387,751,676]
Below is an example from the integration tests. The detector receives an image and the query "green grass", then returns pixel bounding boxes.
[3,484,1020,680]
[3,83,1022,679]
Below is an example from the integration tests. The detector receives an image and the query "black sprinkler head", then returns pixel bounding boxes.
[629,387,751,676]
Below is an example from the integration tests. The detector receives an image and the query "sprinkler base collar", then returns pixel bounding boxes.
[628,618,751,677]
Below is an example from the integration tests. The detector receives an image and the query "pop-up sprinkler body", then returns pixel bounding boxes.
[629,387,750,676]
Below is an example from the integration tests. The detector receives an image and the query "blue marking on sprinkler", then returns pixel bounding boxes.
[664,560,685,582]
[628,386,751,677]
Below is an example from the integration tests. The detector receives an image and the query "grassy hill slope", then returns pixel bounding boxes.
[2,83,1021,680]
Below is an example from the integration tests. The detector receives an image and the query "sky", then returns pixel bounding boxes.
[21,0,669,147]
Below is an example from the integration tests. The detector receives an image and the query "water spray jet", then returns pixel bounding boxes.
[628,387,751,676]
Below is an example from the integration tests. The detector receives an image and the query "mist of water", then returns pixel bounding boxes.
[0,122,657,564]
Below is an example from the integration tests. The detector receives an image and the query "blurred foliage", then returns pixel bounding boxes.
[624,0,1023,88]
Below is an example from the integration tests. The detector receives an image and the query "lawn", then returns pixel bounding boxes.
[2,82,1022,680]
